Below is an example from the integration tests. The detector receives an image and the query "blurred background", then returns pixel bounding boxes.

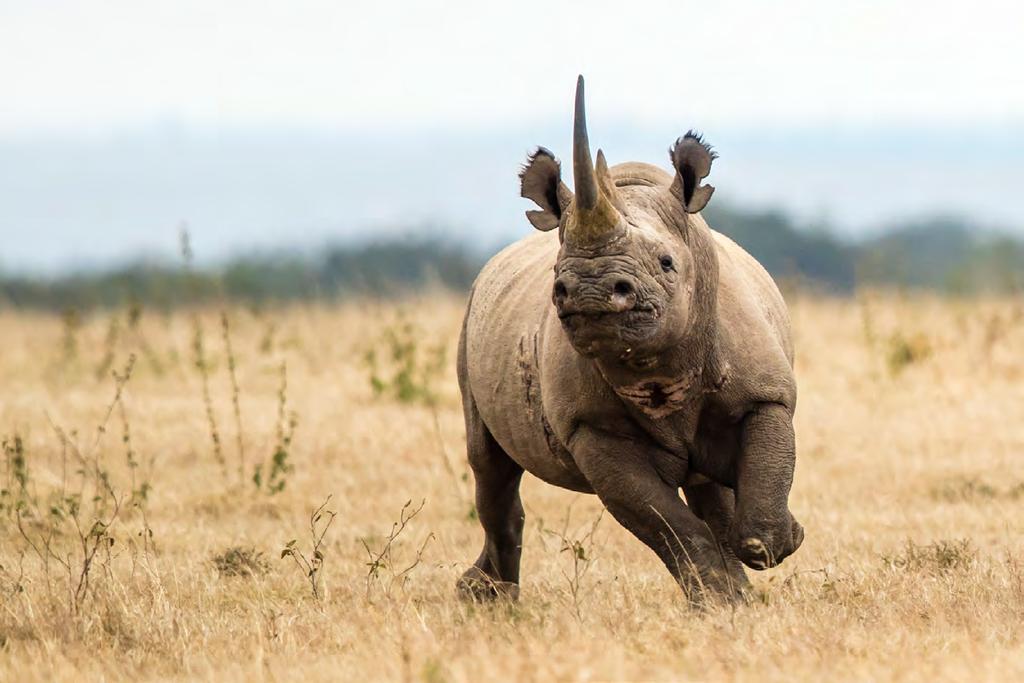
[2,1,1022,308]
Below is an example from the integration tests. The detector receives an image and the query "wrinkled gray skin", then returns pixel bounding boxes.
[456,77,803,603]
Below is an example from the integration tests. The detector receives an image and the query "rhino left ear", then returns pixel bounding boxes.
[669,131,717,214]
[520,147,572,231]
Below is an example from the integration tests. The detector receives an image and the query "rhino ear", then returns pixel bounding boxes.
[669,131,717,213]
[520,147,572,231]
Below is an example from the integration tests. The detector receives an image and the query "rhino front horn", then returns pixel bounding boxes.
[573,75,598,212]
[567,76,623,247]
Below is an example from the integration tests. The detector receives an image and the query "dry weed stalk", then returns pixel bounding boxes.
[192,319,225,472]
[281,495,337,600]
[94,314,121,380]
[541,503,604,620]
[360,499,434,601]
[221,311,246,486]
[181,229,226,475]
[13,354,136,614]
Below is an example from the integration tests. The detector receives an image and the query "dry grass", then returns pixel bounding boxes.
[1,291,1023,682]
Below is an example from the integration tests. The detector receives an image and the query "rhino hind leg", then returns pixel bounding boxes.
[456,396,525,602]
[682,481,751,592]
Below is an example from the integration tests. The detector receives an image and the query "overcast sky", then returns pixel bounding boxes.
[2,1,1022,271]
[4,1,1022,133]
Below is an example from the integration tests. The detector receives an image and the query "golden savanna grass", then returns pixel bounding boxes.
[1,292,1023,682]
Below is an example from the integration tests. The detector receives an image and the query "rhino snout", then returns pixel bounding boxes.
[553,275,639,316]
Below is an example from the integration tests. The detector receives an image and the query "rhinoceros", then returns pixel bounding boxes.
[456,76,803,602]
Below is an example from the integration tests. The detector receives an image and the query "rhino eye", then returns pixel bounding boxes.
[659,255,674,272]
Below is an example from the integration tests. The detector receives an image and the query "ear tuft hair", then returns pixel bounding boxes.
[520,146,559,174]
[671,130,718,163]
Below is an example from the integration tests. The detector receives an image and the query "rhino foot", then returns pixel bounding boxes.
[456,566,520,602]
[678,568,751,608]
[732,517,805,571]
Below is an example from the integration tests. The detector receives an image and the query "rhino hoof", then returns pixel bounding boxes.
[456,566,520,602]
[736,537,773,570]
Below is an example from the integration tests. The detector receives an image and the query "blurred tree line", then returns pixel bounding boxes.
[707,206,1024,294]
[2,206,1022,311]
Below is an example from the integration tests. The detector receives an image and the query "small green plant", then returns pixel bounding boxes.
[118,390,153,512]
[364,318,446,405]
[360,499,434,601]
[539,503,604,621]
[886,331,931,376]
[253,361,297,494]
[1,434,31,517]
[281,495,336,600]
[14,356,135,614]
[17,482,121,614]
[0,553,27,599]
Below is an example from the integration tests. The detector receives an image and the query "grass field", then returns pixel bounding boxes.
[1,292,1022,682]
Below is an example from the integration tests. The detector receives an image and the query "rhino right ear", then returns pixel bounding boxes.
[669,131,717,213]
[520,147,572,231]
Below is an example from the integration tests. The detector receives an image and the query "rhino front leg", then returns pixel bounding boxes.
[570,426,744,603]
[730,403,804,570]
[456,400,525,602]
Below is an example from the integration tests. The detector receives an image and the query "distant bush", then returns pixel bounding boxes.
[886,331,932,376]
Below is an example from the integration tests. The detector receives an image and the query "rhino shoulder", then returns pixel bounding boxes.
[710,229,797,411]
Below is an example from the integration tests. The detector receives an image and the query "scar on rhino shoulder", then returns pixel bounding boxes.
[515,329,575,468]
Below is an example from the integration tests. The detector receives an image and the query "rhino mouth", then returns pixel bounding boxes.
[557,304,657,322]
[558,305,661,349]
[558,305,662,357]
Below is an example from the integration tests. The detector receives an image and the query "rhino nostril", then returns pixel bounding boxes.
[553,280,568,299]
[612,280,635,297]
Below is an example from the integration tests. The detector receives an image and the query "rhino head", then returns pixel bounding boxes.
[520,76,719,365]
